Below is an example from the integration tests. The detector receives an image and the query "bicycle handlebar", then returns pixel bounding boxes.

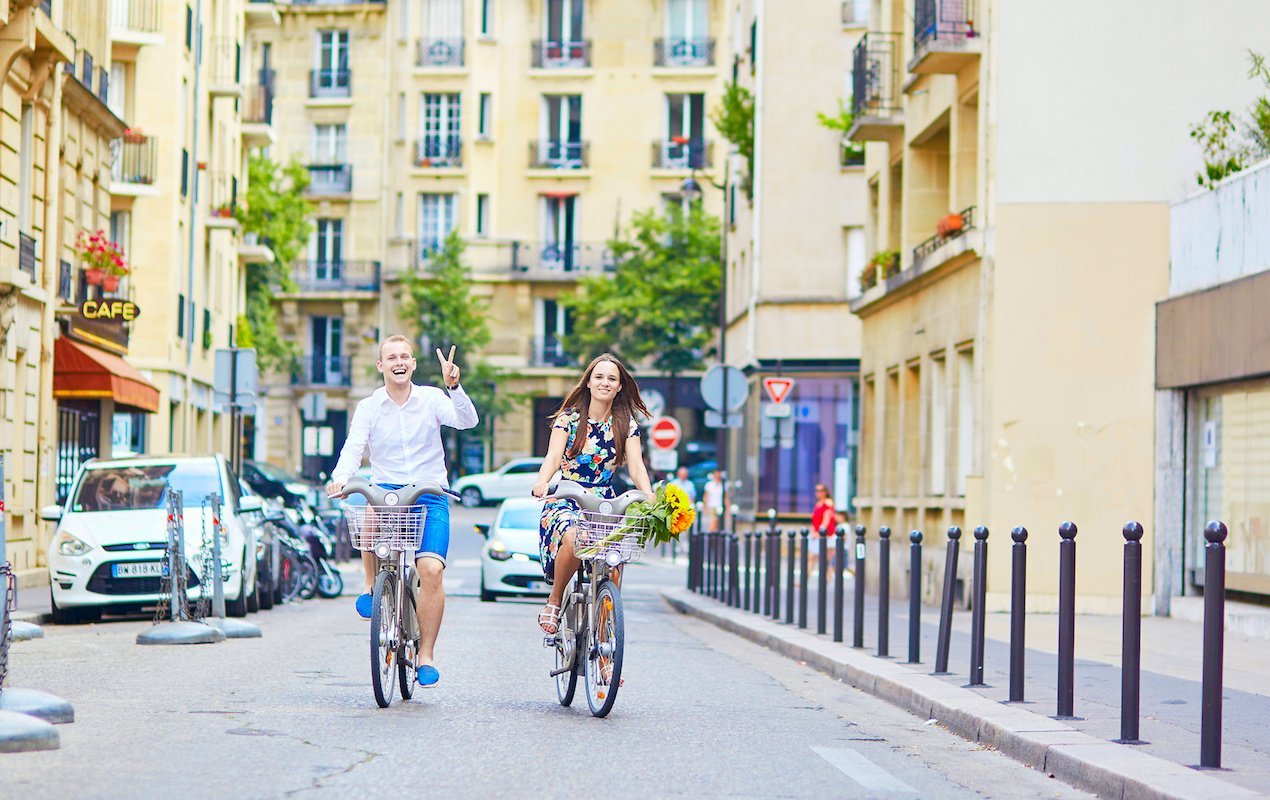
[332,476,447,507]
[549,480,650,516]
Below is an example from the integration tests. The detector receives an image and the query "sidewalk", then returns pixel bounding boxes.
[664,583,1270,800]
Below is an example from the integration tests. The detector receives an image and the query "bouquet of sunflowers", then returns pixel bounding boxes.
[622,482,696,547]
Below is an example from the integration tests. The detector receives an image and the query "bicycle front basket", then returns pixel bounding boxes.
[346,504,426,553]
[573,510,649,564]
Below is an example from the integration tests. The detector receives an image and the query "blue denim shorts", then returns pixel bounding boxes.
[376,483,450,566]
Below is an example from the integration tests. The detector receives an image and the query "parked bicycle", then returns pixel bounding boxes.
[545,480,650,718]
[335,477,445,708]
[263,510,320,604]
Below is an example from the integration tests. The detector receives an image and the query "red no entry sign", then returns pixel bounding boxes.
[648,416,682,450]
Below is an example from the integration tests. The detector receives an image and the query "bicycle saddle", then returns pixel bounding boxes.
[335,477,445,507]
[549,480,650,516]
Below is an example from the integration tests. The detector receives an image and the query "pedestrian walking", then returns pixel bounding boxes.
[670,466,698,505]
[703,470,725,532]
[812,484,837,538]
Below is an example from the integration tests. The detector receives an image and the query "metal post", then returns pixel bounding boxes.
[877,526,891,657]
[934,526,961,674]
[908,531,922,664]
[729,533,740,607]
[833,528,845,642]
[1118,521,1145,744]
[1008,526,1027,702]
[1057,521,1077,718]
[798,529,810,629]
[743,533,753,610]
[771,526,783,621]
[762,531,772,616]
[209,494,227,619]
[785,530,795,624]
[853,525,866,648]
[1200,521,1227,769]
[817,528,829,635]
[969,526,989,686]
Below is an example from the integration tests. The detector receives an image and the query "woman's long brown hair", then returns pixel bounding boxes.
[552,353,650,468]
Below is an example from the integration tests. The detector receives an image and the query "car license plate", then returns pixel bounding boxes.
[112,561,168,578]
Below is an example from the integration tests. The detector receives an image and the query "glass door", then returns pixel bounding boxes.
[542,195,577,270]
[309,219,343,284]
[310,316,344,385]
[665,93,705,167]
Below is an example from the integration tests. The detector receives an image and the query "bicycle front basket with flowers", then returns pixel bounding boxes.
[574,482,696,564]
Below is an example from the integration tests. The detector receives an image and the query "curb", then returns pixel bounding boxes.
[662,587,1255,800]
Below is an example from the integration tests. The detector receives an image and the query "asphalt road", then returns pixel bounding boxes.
[4,505,1093,799]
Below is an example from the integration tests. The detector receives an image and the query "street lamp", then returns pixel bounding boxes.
[679,174,703,204]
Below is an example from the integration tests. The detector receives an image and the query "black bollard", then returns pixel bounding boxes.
[908,531,922,664]
[712,532,721,600]
[853,525,866,648]
[817,528,829,635]
[1057,521,1078,718]
[799,529,810,629]
[730,533,742,608]
[1008,526,1027,702]
[763,531,774,616]
[754,531,765,615]
[969,526,989,686]
[1200,521,1227,769]
[743,533,753,611]
[833,528,846,642]
[1118,522,1145,744]
[786,530,796,624]
[717,532,726,600]
[771,528,783,621]
[877,526,891,657]
[687,531,697,591]
[933,526,961,675]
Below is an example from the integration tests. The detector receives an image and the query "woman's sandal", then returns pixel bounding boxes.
[538,603,561,634]
[598,658,625,687]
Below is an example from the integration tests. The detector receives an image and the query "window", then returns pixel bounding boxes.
[108,62,126,118]
[397,92,406,140]
[748,19,757,74]
[418,193,457,256]
[180,148,189,197]
[309,219,344,281]
[665,0,709,65]
[420,93,461,165]
[476,193,490,236]
[312,123,348,164]
[929,355,947,495]
[902,361,921,496]
[185,5,193,50]
[310,316,345,386]
[202,307,212,349]
[18,104,32,231]
[480,0,494,35]
[539,95,583,167]
[545,0,584,45]
[314,31,350,93]
[477,92,492,138]
[662,93,705,168]
[420,0,464,66]
[955,349,974,495]
[538,298,573,365]
[394,193,404,237]
[844,227,865,298]
[177,293,186,337]
[505,462,541,475]
[541,194,577,270]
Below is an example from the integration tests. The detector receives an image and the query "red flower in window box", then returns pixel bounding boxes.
[936,212,965,237]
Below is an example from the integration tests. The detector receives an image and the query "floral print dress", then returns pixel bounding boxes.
[538,410,641,583]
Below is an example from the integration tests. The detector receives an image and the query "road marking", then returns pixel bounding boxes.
[811,747,917,794]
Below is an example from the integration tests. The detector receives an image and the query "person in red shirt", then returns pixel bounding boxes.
[812,484,837,537]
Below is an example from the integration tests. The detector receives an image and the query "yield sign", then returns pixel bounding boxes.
[763,377,795,405]
[648,416,682,450]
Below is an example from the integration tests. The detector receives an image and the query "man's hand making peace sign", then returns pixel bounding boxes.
[436,345,461,389]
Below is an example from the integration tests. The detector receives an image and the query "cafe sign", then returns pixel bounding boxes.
[81,299,141,322]
[67,298,142,353]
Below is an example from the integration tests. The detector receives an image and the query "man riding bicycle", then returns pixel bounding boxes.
[326,335,478,688]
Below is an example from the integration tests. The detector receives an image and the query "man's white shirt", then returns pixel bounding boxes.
[330,383,478,488]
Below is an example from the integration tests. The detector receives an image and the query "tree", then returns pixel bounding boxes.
[711,82,755,200]
[235,154,314,370]
[397,231,516,454]
[562,205,722,406]
[1188,50,1270,189]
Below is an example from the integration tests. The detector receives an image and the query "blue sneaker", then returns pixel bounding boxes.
[416,664,440,687]
[354,593,373,619]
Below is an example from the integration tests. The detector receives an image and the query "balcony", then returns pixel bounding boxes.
[110,0,163,46]
[511,242,614,274]
[307,164,353,195]
[292,355,352,387]
[529,140,588,170]
[245,0,281,26]
[653,37,716,68]
[854,206,980,311]
[205,171,239,229]
[848,32,903,142]
[414,136,462,168]
[290,260,380,293]
[652,138,711,170]
[840,138,865,167]
[18,233,37,282]
[110,134,159,194]
[417,37,464,67]
[910,0,980,75]
[533,336,575,368]
[207,37,242,98]
[912,205,976,265]
[531,40,591,69]
[309,69,351,99]
[242,72,276,146]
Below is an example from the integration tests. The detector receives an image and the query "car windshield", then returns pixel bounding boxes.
[71,463,223,512]
[498,506,541,530]
[249,461,299,483]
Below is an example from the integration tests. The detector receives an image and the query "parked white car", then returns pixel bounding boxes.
[42,455,261,624]
[452,457,545,507]
[476,497,549,601]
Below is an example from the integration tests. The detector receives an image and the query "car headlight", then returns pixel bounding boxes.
[511,552,531,562]
[488,541,512,561]
[54,531,93,557]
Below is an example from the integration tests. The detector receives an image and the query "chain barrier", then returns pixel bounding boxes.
[195,497,215,622]
[153,489,189,624]
[0,560,14,693]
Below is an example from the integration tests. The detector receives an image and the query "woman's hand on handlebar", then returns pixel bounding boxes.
[531,481,549,498]
[325,481,344,498]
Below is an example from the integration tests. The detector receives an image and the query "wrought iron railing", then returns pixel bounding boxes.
[292,355,352,387]
[914,0,974,53]
[112,134,158,184]
[531,39,591,68]
[654,37,715,67]
[98,67,109,105]
[307,163,353,194]
[652,139,712,169]
[912,205,977,263]
[206,171,238,218]
[533,336,575,367]
[851,32,902,119]
[529,140,588,169]
[208,37,241,85]
[291,260,380,292]
[414,136,462,168]
[309,68,351,98]
[82,50,94,86]
[18,233,36,281]
[243,70,275,124]
[417,37,464,67]
[59,260,73,301]
[510,242,614,274]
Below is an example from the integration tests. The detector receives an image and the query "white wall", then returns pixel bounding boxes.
[1170,158,1270,295]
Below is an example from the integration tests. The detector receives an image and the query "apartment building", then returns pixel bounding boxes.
[247,0,727,479]
[720,0,868,519]
[848,0,1270,610]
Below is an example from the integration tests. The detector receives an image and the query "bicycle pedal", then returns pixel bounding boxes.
[543,635,559,648]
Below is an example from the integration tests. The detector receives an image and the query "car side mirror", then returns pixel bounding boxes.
[474,523,490,538]
[40,504,63,522]
[239,496,264,513]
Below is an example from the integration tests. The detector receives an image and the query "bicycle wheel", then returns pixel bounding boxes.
[317,561,344,599]
[278,547,302,603]
[398,570,419,700]
[369,570,398,708]
[297,553,320,600]
[554,596,581,707]
[584,579,624,718]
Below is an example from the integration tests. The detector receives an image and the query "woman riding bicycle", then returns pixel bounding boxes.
[532,353,654,634]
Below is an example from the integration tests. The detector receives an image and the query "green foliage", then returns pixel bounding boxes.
[397,231,515,440]
[711,82,755,199]
[1189,50,1270,189]
[818,102,865,165]
[1247,51,1270,155]
[562,205,722,378]
[236,153,313,370]
[235,315,255,349]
